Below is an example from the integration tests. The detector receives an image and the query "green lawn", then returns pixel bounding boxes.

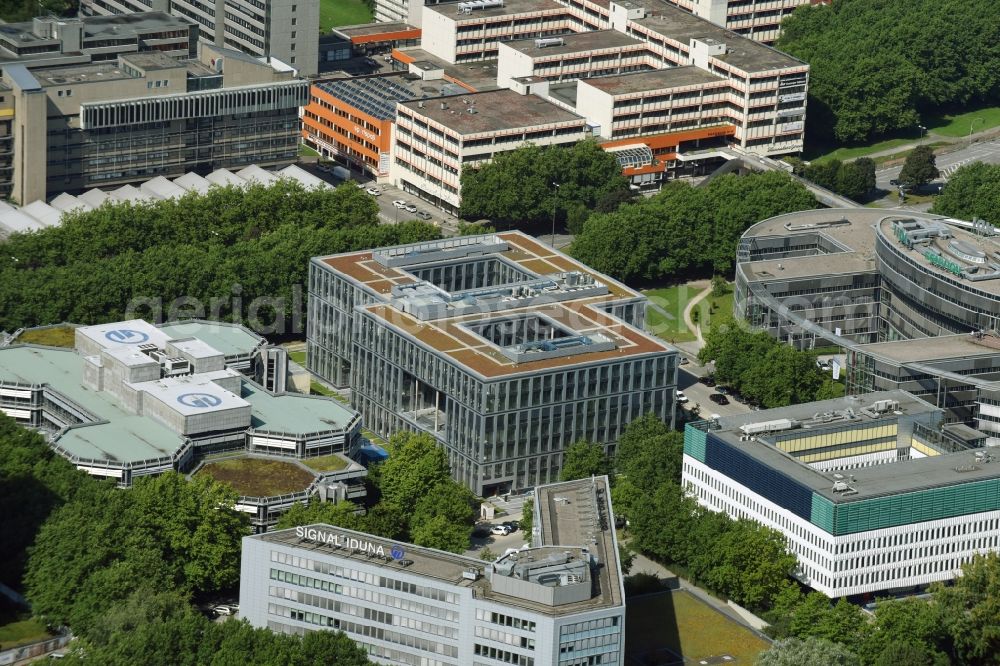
[298,143,320,158]
[927,106,1000,138]
[16,326,76,348]
[196,457,315,497]
[808,137,916,164]
[288,350,306,366]
[642,284,702,343]
[0,615,53,650]
[301,453,349,472]
[320,0,372,32]
[643,282,733,344]
[626,591,770,664]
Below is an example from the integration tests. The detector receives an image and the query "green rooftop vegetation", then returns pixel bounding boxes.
[626,591,769,664]
[300,453,349,472]
[196,457,315,497]
[16,326,76,348]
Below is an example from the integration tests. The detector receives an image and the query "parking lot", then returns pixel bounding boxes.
[675,365,752,419]
[466,516,530,560]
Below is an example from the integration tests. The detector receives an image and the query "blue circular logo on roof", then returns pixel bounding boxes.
[104,329,149,344]
[177,392,223,409]
[390,545,405,560]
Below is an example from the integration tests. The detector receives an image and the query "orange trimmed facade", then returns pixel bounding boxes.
[301,83,394,177]
[602,124,736,176]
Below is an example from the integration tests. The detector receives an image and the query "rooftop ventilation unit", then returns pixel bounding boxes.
[534,37,564,48]
[739,418,797,436]
[457,0,503,12]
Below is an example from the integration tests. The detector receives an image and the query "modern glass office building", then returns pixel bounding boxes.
[307,232,677,495]
[682,391,1000,598]
[734,208,1000,444]
[240,476,626,666]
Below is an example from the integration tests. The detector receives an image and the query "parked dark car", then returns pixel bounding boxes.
[709,393,730,405]
[699,375,716,387]
[502,520,520,532]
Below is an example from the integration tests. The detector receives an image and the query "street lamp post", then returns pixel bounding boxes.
[918,125,927,139]
[969,117,985,145]
[550,181,560,248]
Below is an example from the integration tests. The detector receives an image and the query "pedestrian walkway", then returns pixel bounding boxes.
[681,283,712,347]
[847,125,1000,163]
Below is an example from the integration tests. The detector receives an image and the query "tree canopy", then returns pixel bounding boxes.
[0,181,440,332]
[277,432,476,554]
[570,171,817,283]
[898,146,940,187]
[793,158,876,201]
[698,324,844,408]
[559,440,610,481]
[777,0,1000,143]
[459,140,631,232]
[756,637,860,666]
[931,162,1000,226]
[25,472,249,633]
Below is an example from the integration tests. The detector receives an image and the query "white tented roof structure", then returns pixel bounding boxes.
[0,166,333,236]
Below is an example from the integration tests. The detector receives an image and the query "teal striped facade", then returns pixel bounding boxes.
[686,423,1000,537]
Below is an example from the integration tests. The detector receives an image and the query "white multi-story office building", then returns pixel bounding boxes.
[388,0,807,191]
[391,89,588,213]
[663,0,816,44]
[240,476,626,666]
[683,391,1000,598]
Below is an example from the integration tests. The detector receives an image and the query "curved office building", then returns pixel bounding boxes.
[734,208,1000,444]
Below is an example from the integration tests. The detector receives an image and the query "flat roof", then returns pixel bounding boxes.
[334,22,418,39]
[315,74,456,121]
[316,231,671,379]
[699,391,1000,501]
[157,320,263,358]
[395,48,501,92]
[242,380,360,435]
[428,0,564,21]
[580,65,725,95]
[738,208,904,282]
[876,216,1000,297]
[254,477,623,615]
[120,51,184,71]
[851,333,1000,363]
[398,89,584,135]
[134,372,248,416]
[0,345,185,463]
[503,30,641,57]
[31,62,132,86]
[629,0,805,73]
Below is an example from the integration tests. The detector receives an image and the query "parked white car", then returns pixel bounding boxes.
[366,187,381,196]
[393,200,408,209]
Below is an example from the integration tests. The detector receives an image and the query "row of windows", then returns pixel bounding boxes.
[271,550,460,604]
[269,603,458,657]
[269,585,457,639]
[474,609,536,632]
[474,643,533,666]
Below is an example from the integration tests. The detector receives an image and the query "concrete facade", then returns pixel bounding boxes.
[0,42,306,203]
[240,476,626,666]
[307,232,677,495]
[79,0,320,76]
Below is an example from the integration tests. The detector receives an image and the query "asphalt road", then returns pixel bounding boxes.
[876,139,1000,189]
[676,365,752,419]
